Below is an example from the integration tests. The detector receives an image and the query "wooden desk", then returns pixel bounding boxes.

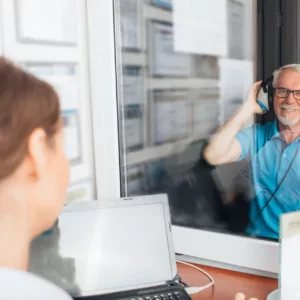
[177,263,278,300]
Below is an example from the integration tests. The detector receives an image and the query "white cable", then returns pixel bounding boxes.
[176,260,215,295]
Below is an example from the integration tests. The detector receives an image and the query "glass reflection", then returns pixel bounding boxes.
[114,0,300,241]
[204,66,300,240]
[29,222,80,294]
[29,202,174,297]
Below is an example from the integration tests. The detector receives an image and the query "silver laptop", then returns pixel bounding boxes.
[29,194,191,300]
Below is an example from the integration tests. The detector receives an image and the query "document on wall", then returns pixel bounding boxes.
[122,66,143,106]
[66,180,94,204]
[193,55,219,78]
[62,109,81,162]
[123,105,143,150]
[24,63,79,111]
[121,66,144,149]
[149,21,190,77]
[192,88,220,137]
[218,58,253,125]
[120,0,141,49]
[17,0,77,45]
[152,90,189,144]
[173,0,227,56]
[25,64,82,162]
[280,211,300,300]
[228,0,245,59]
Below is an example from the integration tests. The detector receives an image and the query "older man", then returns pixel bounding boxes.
[204,64,300,239]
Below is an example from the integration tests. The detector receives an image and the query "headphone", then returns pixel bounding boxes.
[257,76,274,112]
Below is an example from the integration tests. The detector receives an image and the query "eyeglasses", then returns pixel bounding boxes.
[274,87,300,100]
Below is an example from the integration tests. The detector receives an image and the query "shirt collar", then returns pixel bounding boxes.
[267,120,281,140]
[267,120,300,142]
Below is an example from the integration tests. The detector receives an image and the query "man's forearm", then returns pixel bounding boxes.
[204,103,254,164]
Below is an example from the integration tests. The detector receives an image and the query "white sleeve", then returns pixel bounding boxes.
[0,268,72,300]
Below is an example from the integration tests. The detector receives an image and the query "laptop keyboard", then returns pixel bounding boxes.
[128,291,186,300]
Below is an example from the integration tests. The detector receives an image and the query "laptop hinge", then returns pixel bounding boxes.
[166,275,180,286]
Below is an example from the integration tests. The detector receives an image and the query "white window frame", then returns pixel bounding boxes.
[82,0,280,275]
[87,0,121,199]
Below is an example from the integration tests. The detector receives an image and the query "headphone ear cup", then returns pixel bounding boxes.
[256,75,274,113]
[257,84,269,111]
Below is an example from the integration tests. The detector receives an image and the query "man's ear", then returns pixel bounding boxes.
[26,128,48,180]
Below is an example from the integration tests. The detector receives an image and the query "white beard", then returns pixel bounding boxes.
[276,113,300,126]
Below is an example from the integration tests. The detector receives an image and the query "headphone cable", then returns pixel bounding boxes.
[248,144,300,231]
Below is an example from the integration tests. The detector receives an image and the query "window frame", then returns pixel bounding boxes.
[89,0,280,274]
[87,0,121,199]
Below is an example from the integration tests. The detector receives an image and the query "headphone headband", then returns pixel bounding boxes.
[261,76,273,93]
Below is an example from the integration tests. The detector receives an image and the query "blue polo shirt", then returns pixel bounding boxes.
[235,120,300,239]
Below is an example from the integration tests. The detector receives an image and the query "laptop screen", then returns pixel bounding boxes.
[29,202,174,297]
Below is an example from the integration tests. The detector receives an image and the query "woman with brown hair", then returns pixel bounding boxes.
[0,57,71,299]
[0,58,259,300]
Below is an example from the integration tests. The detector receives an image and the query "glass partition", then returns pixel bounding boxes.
[113,0,293,242]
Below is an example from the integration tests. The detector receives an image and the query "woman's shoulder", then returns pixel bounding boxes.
[0,267,72,300]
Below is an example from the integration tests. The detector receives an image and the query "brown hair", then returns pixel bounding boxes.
[0,57,61,180]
